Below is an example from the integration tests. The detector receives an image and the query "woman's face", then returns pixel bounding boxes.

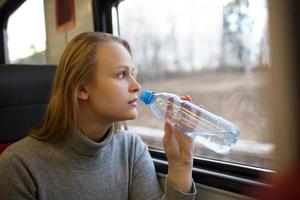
[83,42,141,123]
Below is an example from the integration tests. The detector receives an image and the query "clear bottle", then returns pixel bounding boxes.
[139,90,240,155]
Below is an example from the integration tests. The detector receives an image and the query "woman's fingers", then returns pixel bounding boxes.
[172,125,194,164]
[180,95,192,103]
[180,95,205,108]
[174,125,193,142]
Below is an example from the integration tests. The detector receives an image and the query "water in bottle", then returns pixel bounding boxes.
[139,90,240,155]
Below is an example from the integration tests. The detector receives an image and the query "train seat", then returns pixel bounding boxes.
[0,64,56,153]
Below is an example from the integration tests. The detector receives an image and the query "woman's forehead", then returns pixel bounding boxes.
[95,42,133,70]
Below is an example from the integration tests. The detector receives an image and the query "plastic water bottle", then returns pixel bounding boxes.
[139,90,240,155]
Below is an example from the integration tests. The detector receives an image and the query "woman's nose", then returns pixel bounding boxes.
[130,77,142,92]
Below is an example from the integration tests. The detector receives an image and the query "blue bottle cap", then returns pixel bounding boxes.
[139,90,155,105]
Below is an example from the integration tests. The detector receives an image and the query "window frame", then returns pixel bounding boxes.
[150,148,274,197]
[0,0,26,64]
[92,0,121,33]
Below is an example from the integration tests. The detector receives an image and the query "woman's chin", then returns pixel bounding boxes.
[118,111,138,121]
[127,113,138,120]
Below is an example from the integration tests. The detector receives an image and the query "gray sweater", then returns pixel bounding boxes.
[0,127,196,200]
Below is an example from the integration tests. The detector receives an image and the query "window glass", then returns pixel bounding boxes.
[112,6,119,36]
[6,0,46,64]
[114,0,272,169]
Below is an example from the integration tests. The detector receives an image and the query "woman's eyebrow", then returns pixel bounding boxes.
[117,65,136,72]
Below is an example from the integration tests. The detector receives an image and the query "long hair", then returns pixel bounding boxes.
[31,32,132,140]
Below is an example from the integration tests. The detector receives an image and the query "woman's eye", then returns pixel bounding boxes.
[117,71,126,78]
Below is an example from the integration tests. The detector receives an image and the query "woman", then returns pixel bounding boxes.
[0,32,196,199]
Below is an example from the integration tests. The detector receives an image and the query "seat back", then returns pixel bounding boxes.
[0,64,56,153]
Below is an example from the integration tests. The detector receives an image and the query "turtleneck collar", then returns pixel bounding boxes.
[64,125,115,157]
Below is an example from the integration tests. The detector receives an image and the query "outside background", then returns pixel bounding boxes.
[115,0,272,169]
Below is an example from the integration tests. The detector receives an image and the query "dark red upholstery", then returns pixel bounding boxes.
[0,64,56,154]
[0,142,14,154]
[253,165,300,200]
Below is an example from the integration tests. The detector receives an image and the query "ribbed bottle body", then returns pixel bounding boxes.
[141,91,240,155]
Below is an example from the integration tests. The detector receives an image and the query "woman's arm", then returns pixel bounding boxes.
[130,137,196,200]
[163,120,194,193]
[163,95,194,193]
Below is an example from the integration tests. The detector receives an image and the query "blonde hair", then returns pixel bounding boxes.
[31,32,131,140]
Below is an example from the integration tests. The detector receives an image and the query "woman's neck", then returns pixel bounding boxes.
[78,121,111,142]
[76,105,112,142]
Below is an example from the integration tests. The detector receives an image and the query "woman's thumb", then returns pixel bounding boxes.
[163,120,173,142]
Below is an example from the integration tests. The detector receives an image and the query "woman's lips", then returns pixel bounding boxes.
[128,98,137,106]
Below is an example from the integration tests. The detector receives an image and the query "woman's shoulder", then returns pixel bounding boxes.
[0,136,49,162]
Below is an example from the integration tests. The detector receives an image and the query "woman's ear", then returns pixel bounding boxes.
[77,84,89,100]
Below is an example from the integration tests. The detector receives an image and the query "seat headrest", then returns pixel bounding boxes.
[0,64,56,143]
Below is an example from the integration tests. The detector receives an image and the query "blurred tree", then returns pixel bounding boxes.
[220,0,253,71]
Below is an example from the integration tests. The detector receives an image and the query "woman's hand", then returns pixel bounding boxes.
[163,95,194,193]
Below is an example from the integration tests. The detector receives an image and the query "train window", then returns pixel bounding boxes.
[5,0,46,64]
[113,0,273,170]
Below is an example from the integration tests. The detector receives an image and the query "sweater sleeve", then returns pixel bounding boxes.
[163,176,197,200]
[0,150,37,200]
[130,135,196,200]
